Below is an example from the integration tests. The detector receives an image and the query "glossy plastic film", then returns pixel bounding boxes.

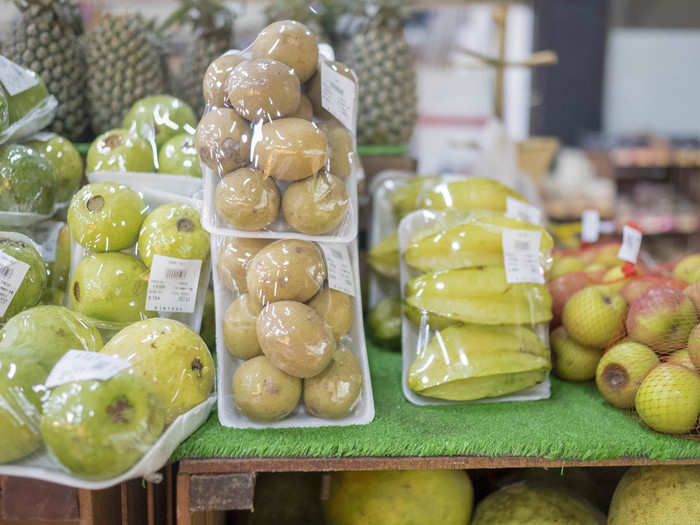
[198,21,359,242]
[66,182,211,333]
[211,235,373,428]
[0,231,47,324]
[399,210,552,405]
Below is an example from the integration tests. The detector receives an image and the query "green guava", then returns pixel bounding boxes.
[0,305,103,370]
[26,134,83,203]
[1,66,50,123]
[0,350,47,463]
[40,370,166,478]
[122,95,197,151]
[49,224,70,291]
[199,288,215,352]
[67,182,147,252]
[70,253,155,324]
[0,87,8,132]
[0,143,57,214]
[101,318,214,424]
[137,202,210,268]
[86,129,155,173]
[0,237,47,323]
[157,133,202,177]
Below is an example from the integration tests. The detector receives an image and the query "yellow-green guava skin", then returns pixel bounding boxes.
[26,135,83,202]
[86,129,155,173]
[122,95,197,150]
[0,237,47,322]
[158,133,201,177]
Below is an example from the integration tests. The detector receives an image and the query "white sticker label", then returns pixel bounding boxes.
[505,197,542,225]
[0,56,39,96]
[45,350,131,388]
[502,228,545,284]
[581,209,601,243]
[319,245,355,297]
[30,131,57,142]
[321,61,357,133]
[618,225,642,263]
[0,252,30,317]
[146,255,202,313]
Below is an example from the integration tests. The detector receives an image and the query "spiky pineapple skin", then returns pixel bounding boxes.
[178,30,231,115]
[4,1,88,140]
[343,26,417,146]
[85,14,165,135]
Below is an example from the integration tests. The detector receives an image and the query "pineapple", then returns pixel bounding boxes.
[4,0,88,141]
[162,0,234,115]
[85,14,166,135]
[341,0,417,146]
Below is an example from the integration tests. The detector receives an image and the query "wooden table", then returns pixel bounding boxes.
[174,455,700,525]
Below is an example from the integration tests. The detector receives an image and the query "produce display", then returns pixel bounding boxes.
[548,241,700,435]
[212,237,370,426]
[198,20,358,239]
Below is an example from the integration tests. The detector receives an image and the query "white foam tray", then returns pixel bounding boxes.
[211,235,374,428]
[398,209,551,406]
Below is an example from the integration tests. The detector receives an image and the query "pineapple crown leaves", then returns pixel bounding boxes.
[13,0,84,35]
[158,0,234,39]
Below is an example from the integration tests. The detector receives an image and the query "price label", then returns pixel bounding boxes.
[45,350,131,388]
[145,255,202,313]
[618,225,642,263]
[502,228,544,284]
[319,245,355,296]
[321,61,357,133]
[0,252,30,317]
[0,56,39,96]
[505,197,542,225]
[581,209,601,243]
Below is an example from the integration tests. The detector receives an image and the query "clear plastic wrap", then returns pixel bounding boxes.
[399,210,553,405]
[65,182,211,332]
[211,235,373,428]
[198,21,359,241]
[0,56,58,146]
[0,231,47,323]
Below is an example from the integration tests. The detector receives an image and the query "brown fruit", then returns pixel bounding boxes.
[215,167,280,231]
[223,293,262,360]
[252,21,319,82]
[195,107,251,174]
[253,118,327,181]
[246,239,326,306]
[289,94,313,121]
[256,301,335,378]
[308,287,353,339]
[217,238,272,293]
[202,52,246,108]
[320,120,355,178]
[303,347,362,419]
[226,58,301,121]
[282,173,349,235]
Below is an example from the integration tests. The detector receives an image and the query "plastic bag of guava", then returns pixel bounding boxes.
[65,181,211,335]
[211,234,374,428]
[0,231,48,324]
[196,21,360,242]
[0,56,58,146]
[84,95,203,194]
[399,210,553,405]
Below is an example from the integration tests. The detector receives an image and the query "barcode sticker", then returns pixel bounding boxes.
[0,252,30,317]
[502,228,544,284]
[45,350,131,388]
[30,131,57,142]
[581,209,600,243]
[618,225,642,263]
[319,245,355,296]
[320,61,357,133]
[0,56,39,96]
[145,255,202,313]
[505,197,542,225]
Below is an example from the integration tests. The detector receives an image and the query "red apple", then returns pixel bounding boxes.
[548,271,594,327]
[626,287,698,354]
[620,275,686,304]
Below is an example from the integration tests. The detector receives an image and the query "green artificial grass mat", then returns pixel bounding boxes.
[173,338,700,462]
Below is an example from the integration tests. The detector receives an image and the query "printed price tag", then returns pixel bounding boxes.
[581,209,601,243]
[146,255,202,313]
[319,245,355,296]
[502,228,544,284]
[45,350,131,388]
[505,197,542,225]
[618,225,642,263]
[0,252,30,317]
[30,131,57,142]
[321,61,357,133]
[0,55,39,96]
